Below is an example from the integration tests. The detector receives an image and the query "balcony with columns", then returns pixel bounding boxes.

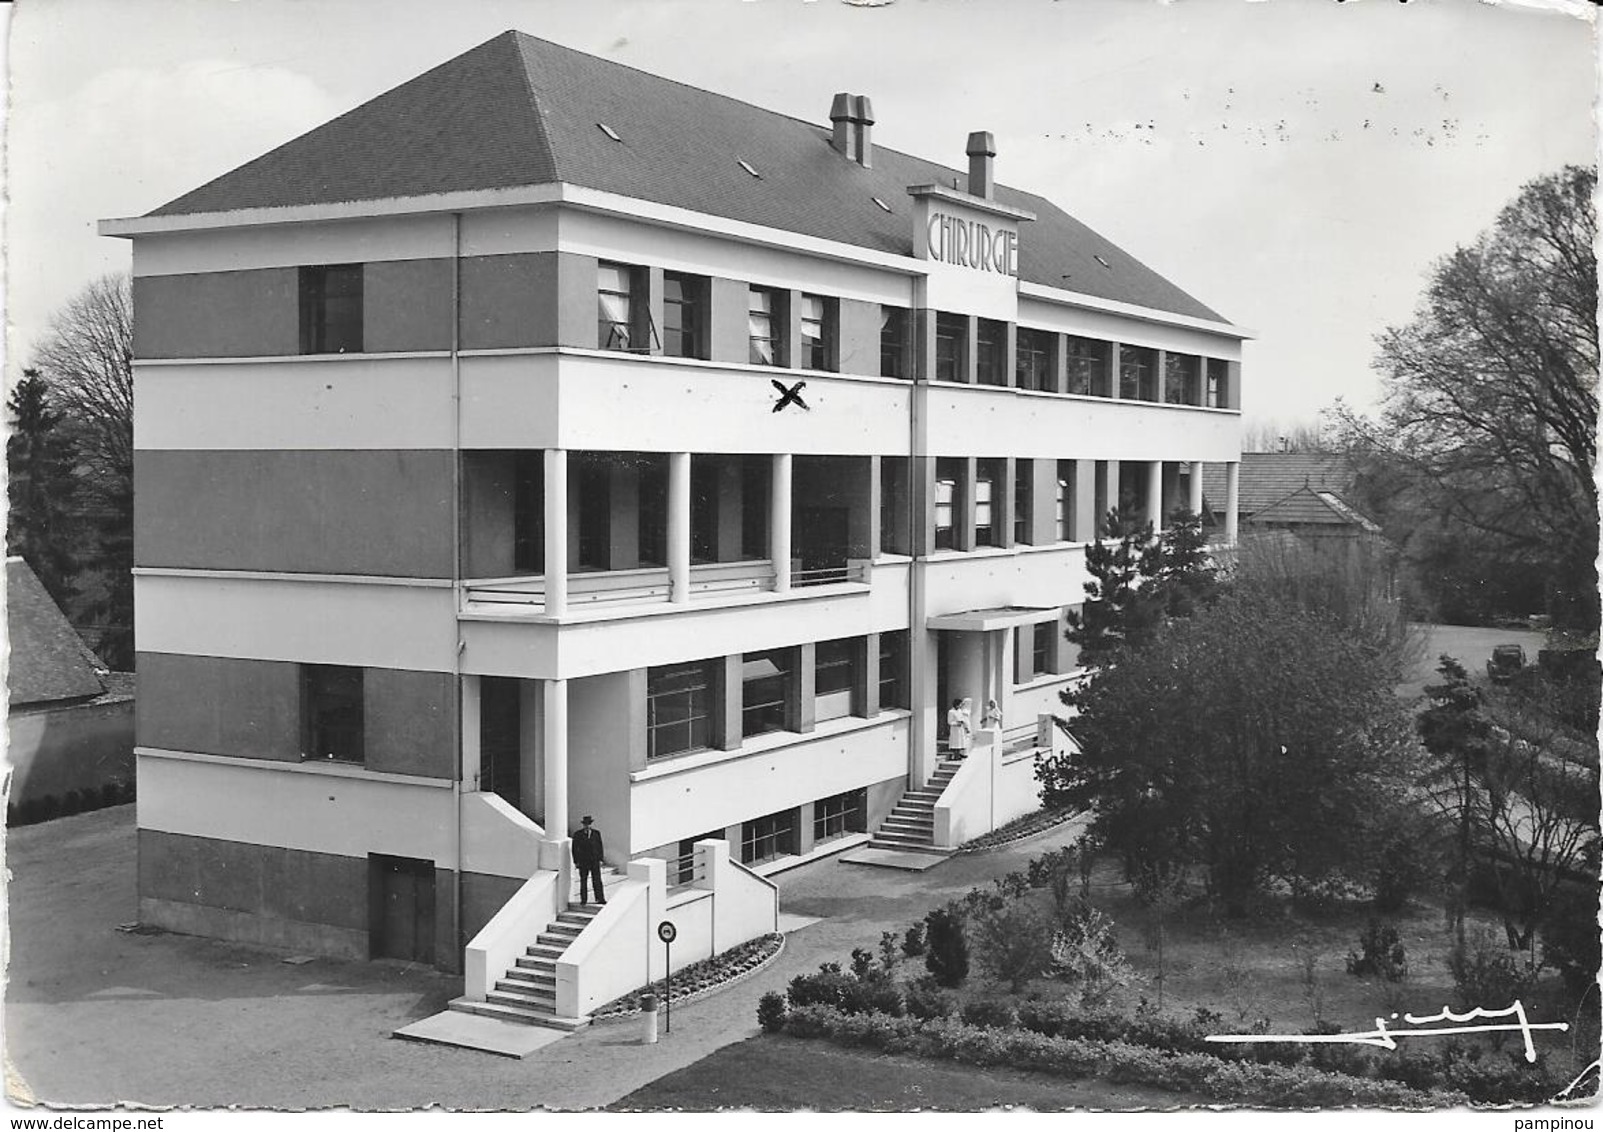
[460,449,896,619]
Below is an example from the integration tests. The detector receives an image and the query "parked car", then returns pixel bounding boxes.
[1487,644,1528,684]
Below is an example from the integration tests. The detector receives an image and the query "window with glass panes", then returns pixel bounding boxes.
[800,294,832,371]
[512,452,544,573]
[647,661,715,760]
[1121,346,1158,401]
[576,460,610,570]
[638,455,668,566]
[303,665,363,762]
[299,264,363,355]
[597,262,637,351]
[813,788,866,842]
[1015,459,1032,544]
[691,459,719,564]
[742,649,794,737]
[975,319,1006,385]
[880,306,909,378]
[1016,328,1054,391]
[815,638,857,722]
[740,455,770,561]
[1033,620,1055,677]
[1164,353,1198,405]
[878,631,908,709]
[662,272,704,359]
[1065,336,1107,396]
[1206,359,1225,408]
[934,313,966,382]
[974,459,999,546]
[741,808,798,864]
[934,458,960,550]
[748,287,782,366]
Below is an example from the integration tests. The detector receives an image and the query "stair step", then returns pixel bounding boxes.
[498,970,556,990]
[545,922,584,936]
[556,912,596,927]
[515,955,558,972]
[536,933,577,948]
[874,832,935,847]
[869,839,954,856]
[487,988,559,1011]
[883,815,934,830]
[449,998,589,1032]
[523,946,563,962]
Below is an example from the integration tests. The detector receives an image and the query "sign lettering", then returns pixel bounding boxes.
[926,212,1018,276]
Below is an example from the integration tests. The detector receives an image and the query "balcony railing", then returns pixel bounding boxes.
[466,557,871,610]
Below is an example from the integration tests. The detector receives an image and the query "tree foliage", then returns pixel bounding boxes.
[1336,165,1598,629]
[1042,590,1421,916]
[25,273,135,667]
[6,369,81,605]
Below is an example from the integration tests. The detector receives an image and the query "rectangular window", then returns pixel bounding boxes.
[934,313,966,382]
[975,319,1006,386]
[1120,346,1158,401]
[691,458,720,564]
[597,262,638,352]
[299,264,363,355]
[813,788,867,843]
[800,294,834,371]
[1065,336,1108,397]
[880,306,909,379]
[638,454,668,567]
[647,660,715,760]
[934,457,960,551]
[974,459,999,547]
[815,637,858,723]
[741,808,798,865]
[1057,460,1077,541]
[740,455,770,561]
[303,665,363,762]
[1164,353,1198,406]
[742,648,795,738]
[878,630,909,710]
[576,459,610,570]
[1033,621,1055,678]
[1016,328,1055,391]
[662,272,706,359]
[749,287,782,366]
[1015,458,1032,544]
[512,451,544,574]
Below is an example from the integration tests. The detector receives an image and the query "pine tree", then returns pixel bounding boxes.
[1064,504,1164,667]
[6,370,81,605]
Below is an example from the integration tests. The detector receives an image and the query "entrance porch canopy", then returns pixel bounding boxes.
[927,605,1057,632]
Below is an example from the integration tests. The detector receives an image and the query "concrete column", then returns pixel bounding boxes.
[797,641,817,734]
[960,457,978,550]
[1188,461,1205,518]
[1225,461,1241,544]
[867,456,883,558]
[460,675,482,790]
[963,315,979,384]
[1002,323,1018,388]
[1107,342,1121,401]
[1053,332,1069,395]
[719,654,742,750]
[1227,361,1243,411]
[1155,348,1168,404]
[1147,460,1164,534]
[998,457,1017,548]
[544,678,568,839]
[668,451,691,602]
[544,448,568,615]
[862,632,882,717]
[519,679,543,822]
[1073,459,1097,543]
[771,452,793,591]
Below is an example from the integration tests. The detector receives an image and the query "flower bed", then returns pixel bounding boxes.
[592,933,785,1019]
[955,807,1082,854]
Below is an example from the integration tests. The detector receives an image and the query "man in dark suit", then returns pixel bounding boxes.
[571,815,605,905]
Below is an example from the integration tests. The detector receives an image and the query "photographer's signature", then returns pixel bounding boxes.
[1205,1000,1568,1063]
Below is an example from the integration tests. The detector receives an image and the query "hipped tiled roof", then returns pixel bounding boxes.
[1200,453,1357,517]
[1251,487,1382,532]
[6,557,106,707]
[151,31,1226,324]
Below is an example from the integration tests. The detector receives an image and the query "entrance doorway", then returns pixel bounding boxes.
[368,854,436,964]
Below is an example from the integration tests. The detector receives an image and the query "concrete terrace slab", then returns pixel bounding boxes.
[839,846,950,872]
[776,912,821,934]
[393,1010,570,1059]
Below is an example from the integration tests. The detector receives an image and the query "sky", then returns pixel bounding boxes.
[3,0,1597,432]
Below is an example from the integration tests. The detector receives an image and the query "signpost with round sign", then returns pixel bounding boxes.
[657,921,677,1033]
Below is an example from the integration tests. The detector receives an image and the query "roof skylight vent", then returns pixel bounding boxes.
[738,159,761,178]
[597,123,622,142]
[1094,254,1112,269]
[872,196,892,213]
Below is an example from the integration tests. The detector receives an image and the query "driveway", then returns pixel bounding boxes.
[1396,622,1548,702]
[4,805,1087,1111]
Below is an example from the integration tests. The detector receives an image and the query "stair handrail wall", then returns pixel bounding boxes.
[932,731,999,849]
[555,857,665,1018]
[463,860,562,1002]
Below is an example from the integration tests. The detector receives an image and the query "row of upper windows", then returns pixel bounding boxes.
[287,260,1231,408]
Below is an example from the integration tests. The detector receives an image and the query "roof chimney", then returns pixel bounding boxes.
[830,93,875,168]
[966,131,995,199]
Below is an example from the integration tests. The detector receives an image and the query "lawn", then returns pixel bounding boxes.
[609,1032,1206,1111]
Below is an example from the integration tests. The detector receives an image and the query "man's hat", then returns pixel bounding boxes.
[582,815,594,824]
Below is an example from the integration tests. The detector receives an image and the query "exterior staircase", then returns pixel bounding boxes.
[449,865,625,1032]
[869,758,962,854]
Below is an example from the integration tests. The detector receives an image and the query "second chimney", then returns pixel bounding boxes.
[966,131,995,199]
[830,93,875,168]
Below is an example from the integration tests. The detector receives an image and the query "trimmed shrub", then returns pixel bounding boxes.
[850,947,875,982]
[757,991,787,1034]
[923,906,969,988]
[1345,919,1408,981]
[787,966,856,1010]
[960,997,1017,1030]
[901,922,926,958]
[840,978,905,1018]
[903,980,957,1021]
[971,898,1056,992]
